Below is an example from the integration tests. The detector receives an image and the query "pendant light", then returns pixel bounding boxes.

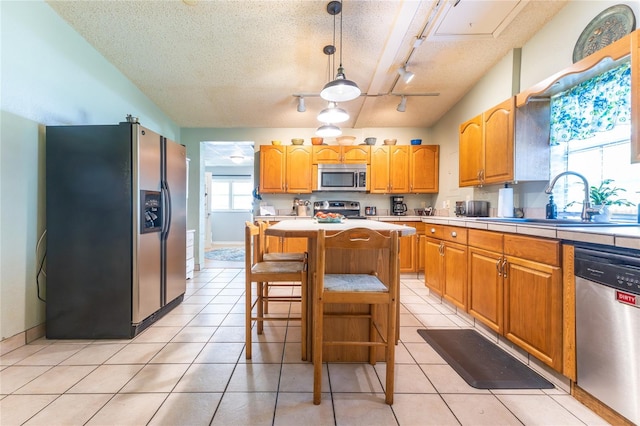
[320,1,361,103]
[316,123,342,137]
[317,101,349,123]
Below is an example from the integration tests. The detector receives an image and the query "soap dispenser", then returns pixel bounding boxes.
[546,195,557,219]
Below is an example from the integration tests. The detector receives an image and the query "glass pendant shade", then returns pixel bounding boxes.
[320,67,361,102]
[317,102,349,123]
[316,123,342,137]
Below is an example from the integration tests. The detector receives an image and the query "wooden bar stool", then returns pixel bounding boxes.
[256,220,307,317]
[313,227,399,405]
[245,222,308,360]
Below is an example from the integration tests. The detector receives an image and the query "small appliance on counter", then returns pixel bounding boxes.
[313,200,366,219]
[391,196,407,216]
[293,198,310,216]
[365,206,377,216]
[455,200,489,217]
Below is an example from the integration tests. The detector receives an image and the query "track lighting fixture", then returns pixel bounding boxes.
[297,96,306,112]
[317,102,349,123]
[320,1,361,103]
[396,96,407,112]
[316,123,342,137]
[397,66,415,84]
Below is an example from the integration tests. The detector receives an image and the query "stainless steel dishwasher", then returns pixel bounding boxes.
[575,245,640,425]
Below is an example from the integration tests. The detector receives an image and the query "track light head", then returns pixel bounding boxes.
[397,96,407,112]
[297,96,306,113]
[397,66,415,84]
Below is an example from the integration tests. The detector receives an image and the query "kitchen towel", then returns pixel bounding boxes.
[498,187,514,217]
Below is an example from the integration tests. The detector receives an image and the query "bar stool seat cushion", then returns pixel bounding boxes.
[324,274,388,292]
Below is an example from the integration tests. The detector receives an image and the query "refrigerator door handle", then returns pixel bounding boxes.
[162,181,173,238]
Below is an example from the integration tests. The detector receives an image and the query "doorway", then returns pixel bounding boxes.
[202,141,255,267]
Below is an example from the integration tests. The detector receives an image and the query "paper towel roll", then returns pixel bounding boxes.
[498,188,514,218]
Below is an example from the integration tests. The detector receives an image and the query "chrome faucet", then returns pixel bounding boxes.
[545,171,599,222]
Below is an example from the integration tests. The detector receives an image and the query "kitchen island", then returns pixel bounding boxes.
[265,219,415,362]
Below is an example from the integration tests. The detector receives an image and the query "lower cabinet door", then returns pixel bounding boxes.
[468,247,503,333]
[503,256,562,371]
[424,238,444,296]
[442,242,467,310]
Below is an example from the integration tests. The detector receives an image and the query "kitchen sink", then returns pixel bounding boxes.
[479,218,638,227]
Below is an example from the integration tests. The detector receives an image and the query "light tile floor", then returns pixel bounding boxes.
[0,265,609,425]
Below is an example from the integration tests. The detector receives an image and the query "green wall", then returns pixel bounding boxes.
[0,1,179,342]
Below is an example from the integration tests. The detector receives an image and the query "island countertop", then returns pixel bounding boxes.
[264,218,417,238]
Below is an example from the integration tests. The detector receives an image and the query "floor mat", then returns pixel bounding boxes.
[204,248,245,261]
[417,329,554,389]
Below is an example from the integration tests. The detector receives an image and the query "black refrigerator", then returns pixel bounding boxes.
[46,122,187,338]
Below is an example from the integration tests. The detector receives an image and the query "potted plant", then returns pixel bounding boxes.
[588,179,634,222]
[565,179,634,222]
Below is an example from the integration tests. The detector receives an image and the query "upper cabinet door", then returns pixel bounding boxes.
[259,146,286,193]
[369,146,390,193]
[342,146,370,163]
[286,146,312,193]
[483,97,515,184]
[312,146,342,163]
[389,146,410,193]
[459,114,483,187]
[410,145,439,193]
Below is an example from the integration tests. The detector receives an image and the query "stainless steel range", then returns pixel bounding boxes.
[313,200,366,219]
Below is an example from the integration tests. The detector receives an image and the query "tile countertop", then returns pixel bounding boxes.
[418,216,640,251]
[255,215,426,222]
[254,214,640,250]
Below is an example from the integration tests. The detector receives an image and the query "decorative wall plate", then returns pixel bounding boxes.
[573,4,636,63]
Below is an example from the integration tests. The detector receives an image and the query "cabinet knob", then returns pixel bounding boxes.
[451,231,457,238]
[431,228,436,233]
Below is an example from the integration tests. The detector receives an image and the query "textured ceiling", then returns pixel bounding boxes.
[47,0,568,133]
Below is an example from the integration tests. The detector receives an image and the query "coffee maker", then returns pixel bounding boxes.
[390,196,407,216]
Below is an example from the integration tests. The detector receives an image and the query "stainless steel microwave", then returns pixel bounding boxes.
[317,164,367,191]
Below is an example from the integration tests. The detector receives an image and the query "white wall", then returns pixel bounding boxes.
[0,1,179,343]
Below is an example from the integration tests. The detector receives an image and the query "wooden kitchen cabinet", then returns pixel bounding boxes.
[424,225,468,310]
[286,146,313,193]
[467,229,505,333]
[311,145,369,164]
[370,145,439,193]
[503,234,562,371]
[410,145,439,193]
[459,114,483,186]
[369,146,390,193]
[261,220,307,255]
[483,98,514,184]
[467,229,563,371]
[259,145,312,193]
[389,146,410,193]
[459,97,548,187]
[392,221,417,273]
[424,236,445,296]
[283,236,308,254]
[459,98,513,186]
[260,145,286,193]
[504,255,562,370]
